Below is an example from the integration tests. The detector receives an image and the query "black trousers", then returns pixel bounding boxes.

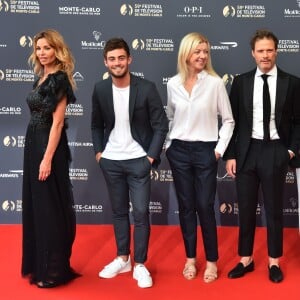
[236,139,290,258]
[99,156,151,263]
[166,139,218,262]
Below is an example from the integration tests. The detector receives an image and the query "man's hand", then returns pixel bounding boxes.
[147,156,154,164]
[226,159,236,178]
[288,150,295,160]
[96,152,102,163]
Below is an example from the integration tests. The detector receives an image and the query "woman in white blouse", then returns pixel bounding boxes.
[166,32,234,282]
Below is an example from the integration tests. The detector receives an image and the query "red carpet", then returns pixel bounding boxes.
[1,225,299,300]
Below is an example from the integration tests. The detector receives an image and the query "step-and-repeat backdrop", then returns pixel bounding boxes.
[1,0,299,226]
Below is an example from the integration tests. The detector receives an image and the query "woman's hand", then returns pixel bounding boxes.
[215,151,221,161]
[39,158,51,181]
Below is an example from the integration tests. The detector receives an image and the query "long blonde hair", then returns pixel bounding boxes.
[28,29,76,89]
[177,32,218,83]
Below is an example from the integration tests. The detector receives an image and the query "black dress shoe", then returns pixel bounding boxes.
[37,281,60,288]
[228,261,254,278]
[268,265,283,283]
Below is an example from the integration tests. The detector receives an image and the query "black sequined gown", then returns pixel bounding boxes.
[22,71,78,285]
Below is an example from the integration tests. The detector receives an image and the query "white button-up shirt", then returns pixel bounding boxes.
[252,65,279,140]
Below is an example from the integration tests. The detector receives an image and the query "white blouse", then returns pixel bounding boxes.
[166,70,234,156]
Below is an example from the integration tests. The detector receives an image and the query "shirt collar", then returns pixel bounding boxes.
[255,65,277,78]
[197,70,208,80]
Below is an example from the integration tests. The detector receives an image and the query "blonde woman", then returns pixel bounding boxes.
[22,29,79,288]
[166,32,234,282]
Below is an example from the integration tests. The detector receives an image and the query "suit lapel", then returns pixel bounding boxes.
[243,71,255,127]
[104,78,115,122]
[129,74,137,122]
[275,69,289,126]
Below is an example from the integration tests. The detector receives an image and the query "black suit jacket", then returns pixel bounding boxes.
[224,67,300,170]
[91,74,168,167]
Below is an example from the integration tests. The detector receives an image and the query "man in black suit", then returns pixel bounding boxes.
[224,29,300,283]
[91,38,168,288]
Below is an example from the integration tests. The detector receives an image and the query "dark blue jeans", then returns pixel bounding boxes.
[99,156,151,263]
[166,139,218,262]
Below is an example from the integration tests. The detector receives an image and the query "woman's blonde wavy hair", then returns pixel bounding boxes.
[28,29,76,90]
[177,32,218,83]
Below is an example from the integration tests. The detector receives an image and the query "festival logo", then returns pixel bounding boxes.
[220,203,233,214]
[4,68,34,82]
[223,5,235,17]
[2,200,22,212]
[68,141,93,148]
[102,71,144,80]
[0,69,5,80]
[224,5,266,18]
[120,3,163,17]
[152,169,173,182]
[69,168,88,181]
[65,103,84,117]
[19,35,32,47]
[3,136,16,147]
[222,74,234,87]
[131,71,144,78]
[132,39,145,50]
[236,5,266,18]
[120,4,133,15]
[3,135,25,147]
[149,201,163,214]
[8,0,40,14]
[150,170,159,181]
[102,72,110,80]
[285,170,295,184]
[0,0,9,12]
[132,38,174,52]
[2,200,15,211]
[278,39,299,53]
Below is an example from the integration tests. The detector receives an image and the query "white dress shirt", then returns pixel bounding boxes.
[252,65,279,140]
[166,70,234,156]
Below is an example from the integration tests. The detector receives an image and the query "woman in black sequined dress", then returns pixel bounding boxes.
[21,29,79,288]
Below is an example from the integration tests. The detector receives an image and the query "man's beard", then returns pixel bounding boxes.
[109,69,127,79]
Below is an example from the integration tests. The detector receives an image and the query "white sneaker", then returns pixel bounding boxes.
[133,264,153,288]
[99,257,132,278]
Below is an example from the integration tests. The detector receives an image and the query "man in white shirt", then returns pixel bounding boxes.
[91,38,168,288]
[225,29,300,283]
